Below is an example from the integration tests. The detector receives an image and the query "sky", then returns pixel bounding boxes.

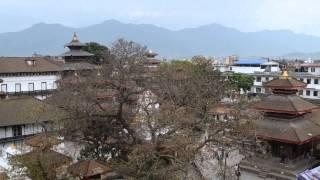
[1,0,320,36]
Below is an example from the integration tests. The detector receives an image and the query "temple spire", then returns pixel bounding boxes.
[280,65,290,80]
[72,32,79,42]
[280,70,289,80]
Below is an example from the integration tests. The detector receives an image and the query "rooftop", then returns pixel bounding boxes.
[0,96,66,127]
[0,57,62,74]
[256,110,320,144]
[264,77,307,90]
[255,95,319,115]
[234,59,268,65]
[68,160,112,178]
[300,63,320,67]
[60,50,94,57]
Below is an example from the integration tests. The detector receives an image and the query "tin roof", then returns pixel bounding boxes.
[234,59,267,65]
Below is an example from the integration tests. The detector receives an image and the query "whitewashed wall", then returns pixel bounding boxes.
[230,66,261,74]
[0,74,60,93]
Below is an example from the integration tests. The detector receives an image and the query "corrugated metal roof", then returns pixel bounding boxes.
[234,59,267,65]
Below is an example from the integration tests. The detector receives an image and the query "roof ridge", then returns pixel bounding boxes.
[289,121,302,142]
[288,96,299,112]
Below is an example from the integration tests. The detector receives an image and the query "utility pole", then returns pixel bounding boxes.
[223,151,228,180]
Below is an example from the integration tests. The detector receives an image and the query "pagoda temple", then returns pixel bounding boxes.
[61,32,93,62]
[61,33,98,72]
[239,71,320,179]
[255,70,320,161]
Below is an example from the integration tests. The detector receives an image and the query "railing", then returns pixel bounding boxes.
[1,89,56,96]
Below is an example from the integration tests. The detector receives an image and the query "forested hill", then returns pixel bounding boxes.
[1,20,320,58]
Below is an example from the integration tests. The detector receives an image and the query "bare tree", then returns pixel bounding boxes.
[51,39,256,179]
[52,38,147,162]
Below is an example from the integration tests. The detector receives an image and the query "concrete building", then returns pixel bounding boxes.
[230,59,280,74]
[214,58,320,100]
[0,57,62,95]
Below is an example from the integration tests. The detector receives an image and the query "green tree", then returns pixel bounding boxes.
[228,73,254,93]
[84,42,111,64]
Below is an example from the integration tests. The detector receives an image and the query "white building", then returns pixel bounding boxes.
[0,57,62,95]
[247,71,320,99]
[230,59,280,74]
[215,58,320,100]
[0,96,64,144]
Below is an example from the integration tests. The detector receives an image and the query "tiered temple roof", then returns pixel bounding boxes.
[61,32,93,60]
[255,70,320,144]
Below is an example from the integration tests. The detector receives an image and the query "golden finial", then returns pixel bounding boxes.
[280,65,289,79]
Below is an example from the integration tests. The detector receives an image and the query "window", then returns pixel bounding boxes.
[311,67,316,72]
[265,77,269,81]
[315,79,319,84]
[1,84,7,93]
[12,125,22,137]
[41,82,47,91]
[28,83,34,92]
[306,90,311,96]
[15,83,21,93]
[256,87,261,93]
[307,79,311,84]
[256,77,261,82]
[299,90,303,95]
[314,91,318,97]
[300,78,304,82]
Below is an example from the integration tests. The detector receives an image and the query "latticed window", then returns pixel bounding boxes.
[12,125,22,137]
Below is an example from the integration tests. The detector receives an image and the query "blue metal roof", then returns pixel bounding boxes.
[234,59,267,65]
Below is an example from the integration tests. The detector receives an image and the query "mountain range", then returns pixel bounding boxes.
[1,19,320,58]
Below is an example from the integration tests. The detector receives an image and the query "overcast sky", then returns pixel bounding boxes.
[1,0,320,36]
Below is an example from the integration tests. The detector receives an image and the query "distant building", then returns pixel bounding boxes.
[61,33,97,73]
[251,71,320,99]
[61,32,94,62]
[230,58,280,74]
[214,57,320,100]
[144,50,162,69]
